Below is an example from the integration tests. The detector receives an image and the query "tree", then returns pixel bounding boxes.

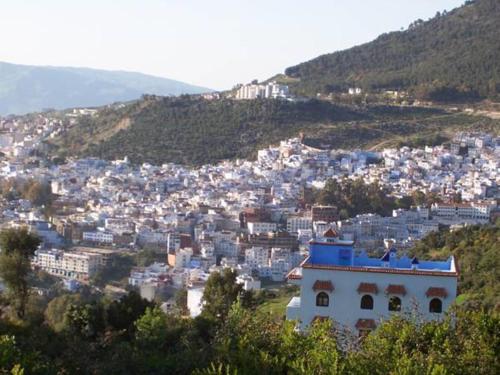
[23,181,52,207]
[44,294,82,332]
[175,288,188,315]
[201,269,243,322]
[65,302,106,339]
[0,228,41,318]
[106,291,154,332]
[134,306,168,349]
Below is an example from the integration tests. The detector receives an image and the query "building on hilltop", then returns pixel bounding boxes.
[286,230,457,335]
[235,81,290,100]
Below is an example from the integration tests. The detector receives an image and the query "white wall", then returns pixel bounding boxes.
[292,267,457,332]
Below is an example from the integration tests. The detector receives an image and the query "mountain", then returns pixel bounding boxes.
[45,0,500,166]
[284,0,500,101]
[0,62,211,115]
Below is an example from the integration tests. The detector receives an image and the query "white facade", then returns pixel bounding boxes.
[33,249,102,280]
[247,221,277,234]
[187,287,204,317]
[288,266,457,333]
[173,247,193,269]
[286,236,457,334]
[287,217,312,233]
[235,81,290,100]
[82,231,114,244]
[245,246,268,269]
[431,202,492,221]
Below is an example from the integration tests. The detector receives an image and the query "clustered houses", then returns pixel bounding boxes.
[0,111,498,317]
[286,229,458,334]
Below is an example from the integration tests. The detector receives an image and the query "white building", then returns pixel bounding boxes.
[247,221,277,234]
[168,247,193,269]
[245,246,269,269]
[236,275,261,291]
[82,230,114,244]
[235,81,290,100]
[187,287,204,317]
[286,231,457,334]
[431,202,493,222]
[33,249,102,280]
[287,217,312,234]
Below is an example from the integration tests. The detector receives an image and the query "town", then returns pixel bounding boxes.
[0,111,498,327]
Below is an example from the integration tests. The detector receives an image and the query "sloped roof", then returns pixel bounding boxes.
[426,287,448,298]
[313,280,334,292]
[357,282,378,294]
[385,284,406,295]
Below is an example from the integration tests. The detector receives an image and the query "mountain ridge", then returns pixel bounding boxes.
[0,61,212,115]
[284,0,500,101]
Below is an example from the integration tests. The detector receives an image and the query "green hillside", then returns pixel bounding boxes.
[409,223,500,310]
[48,95,499,166]
[285,0,500,101]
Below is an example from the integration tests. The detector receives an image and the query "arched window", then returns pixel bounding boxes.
[316,292,329,307]
[388,296,401,312]
[429,298,442,313]
[360,295,374,310]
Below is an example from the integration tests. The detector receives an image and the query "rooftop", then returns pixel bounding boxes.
[304,240,456,275]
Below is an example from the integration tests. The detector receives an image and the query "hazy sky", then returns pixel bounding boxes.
[0,0,464,90]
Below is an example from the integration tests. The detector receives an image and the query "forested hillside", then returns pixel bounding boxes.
[49,95,499,166]
[410,223,500,310]
[285,0,500,101]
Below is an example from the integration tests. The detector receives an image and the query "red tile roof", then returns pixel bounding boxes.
[313,280,334,292]
[426,287,448,298]
[385,284,406,295]
[357,282,378,294]
[355,319,377,330]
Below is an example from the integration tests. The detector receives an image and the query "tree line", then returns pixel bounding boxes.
[0,225,498,373]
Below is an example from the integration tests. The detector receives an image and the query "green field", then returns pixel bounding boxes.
[256,284,299,319]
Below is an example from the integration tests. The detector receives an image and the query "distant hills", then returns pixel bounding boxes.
[285,0,500,101]
[0,62,211,115]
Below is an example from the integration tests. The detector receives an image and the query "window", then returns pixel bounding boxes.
[360,295,374,310]
[316,292,329,307]
[429,298,442,313]
[388,296,401,311]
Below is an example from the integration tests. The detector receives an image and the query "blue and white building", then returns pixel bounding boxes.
[286,229,458,334]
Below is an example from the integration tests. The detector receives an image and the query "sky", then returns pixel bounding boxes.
[0,0,465,90]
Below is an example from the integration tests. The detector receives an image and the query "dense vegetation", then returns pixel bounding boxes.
[410,222,500,310]
[285,0,500,101]
[50,96,363,165]
[0,178,53,206]
[49,94,499,166]
[314,177,441,218]
[0,227,498,373]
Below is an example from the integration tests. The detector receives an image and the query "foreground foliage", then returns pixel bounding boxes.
[0,225,498,373]
[410,222,500,310]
